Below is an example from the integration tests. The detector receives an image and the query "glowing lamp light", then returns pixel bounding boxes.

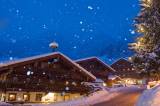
[17,97,22,101]
[103,83,107,87]
[42,92,55,103]
[141,0,152,7]
[137,25,145,33]
[128,57,132,61]
[65,81,69,85]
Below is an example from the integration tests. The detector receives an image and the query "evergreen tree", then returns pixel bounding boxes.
[129,0,160,79]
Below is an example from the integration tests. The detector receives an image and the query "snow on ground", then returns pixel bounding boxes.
[136,84,160,106]
[0,102,12,106]
[30,87,140,106]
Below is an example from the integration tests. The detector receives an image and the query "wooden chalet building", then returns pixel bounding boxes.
[111,58,144,85]
[0,52,96,104]
[76,57,115,85]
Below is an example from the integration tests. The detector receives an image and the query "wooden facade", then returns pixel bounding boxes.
[111,58,143,84]
[76,57,115,82]
[0,52,96,103]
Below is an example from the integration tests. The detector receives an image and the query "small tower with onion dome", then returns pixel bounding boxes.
[49,41,59,52]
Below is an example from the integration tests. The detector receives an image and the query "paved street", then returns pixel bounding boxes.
[92,88,144,106]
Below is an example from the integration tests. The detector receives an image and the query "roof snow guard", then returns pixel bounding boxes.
[0,52,96,81]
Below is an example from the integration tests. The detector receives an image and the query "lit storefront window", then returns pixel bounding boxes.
[64,95,70,101]
[8,93,16,101]
[42,92,57,102]
[23,94,30,101]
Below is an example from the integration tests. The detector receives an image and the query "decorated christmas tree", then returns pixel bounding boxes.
[129,0,160,79]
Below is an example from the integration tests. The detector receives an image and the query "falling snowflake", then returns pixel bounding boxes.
[89,29,93,32]
[123,50,126,53]
[9,57,13,60]
[124,38,127,41]
[16,9,20,15]
[64,3,67,7]
[74,34,80,38]
[27,71,32,76]
[131,30,135,34]
[18,26,22,30]
[73,46,77,49]
[81,28,85,32]
[80,21,83,25]
[97,6,100,10]
[88,6,93,10]
[89,37,93,40]
[42,24,47,29]
[11,39,17,43]
[126,18,129,21]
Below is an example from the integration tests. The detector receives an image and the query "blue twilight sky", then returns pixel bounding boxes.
[0,0,139,64]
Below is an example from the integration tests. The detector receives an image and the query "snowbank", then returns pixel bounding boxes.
[30,87,139,106]
[0,102,12,106]
[136,85,160,106]
[31,90,110,106]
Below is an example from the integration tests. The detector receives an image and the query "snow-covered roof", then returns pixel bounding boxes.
[0,52,96,81]
[111,58,131,66]
[76,57,116,72]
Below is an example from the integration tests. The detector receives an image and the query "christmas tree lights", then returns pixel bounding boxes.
[129,0,160,80]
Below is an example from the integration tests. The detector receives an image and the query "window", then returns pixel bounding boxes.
[64,95,70,101]
[36,94,43,101]
[23,94,30,101]
[8,93,16,101]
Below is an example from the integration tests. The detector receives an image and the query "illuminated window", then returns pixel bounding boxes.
[23,94,30,101]
[8,93,16,101]
[36,94,43,101]
[64,95,70,101]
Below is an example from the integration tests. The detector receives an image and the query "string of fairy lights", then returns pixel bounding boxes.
[128,0,153,53]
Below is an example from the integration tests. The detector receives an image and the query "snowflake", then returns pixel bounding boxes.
[109,59,112,62]
[89,29,93,32]
[11,39,17,43]
[132,4,136,8]
[73,46,77,49]
[16,9,20,15]
[64,3,67,7]
[131,30,135,34]
[27,71,31,76]
[18,26,22,30]
[126,18,129,21]
[88,6,93,10]
[9,57,13,60]
[97,6,100,10]
[89,37,93,40]
[82,39,86,42]
[124,38,127,41]
[80,21,83,25]
[81,28,85,32]
[42,24,47,29]
[74,34,80,38]
[123,50,126,53]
